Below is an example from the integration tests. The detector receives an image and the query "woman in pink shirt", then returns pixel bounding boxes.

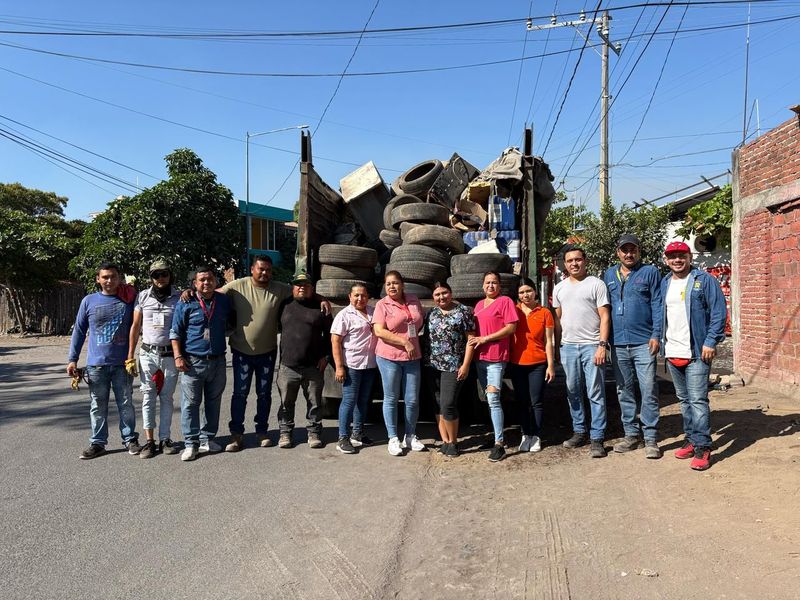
[467,271,518,462]
[373,270,425,457]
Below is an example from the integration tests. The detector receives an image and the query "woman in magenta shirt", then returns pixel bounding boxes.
[373,270,425,457]
[468,270,518,462]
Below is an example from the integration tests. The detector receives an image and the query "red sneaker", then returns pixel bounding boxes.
[690,447,711,471]
[674,440,695,459]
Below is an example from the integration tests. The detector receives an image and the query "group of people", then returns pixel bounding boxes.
[67,233,726,470]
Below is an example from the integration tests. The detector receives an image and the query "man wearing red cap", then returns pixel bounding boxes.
[660,241,727,470]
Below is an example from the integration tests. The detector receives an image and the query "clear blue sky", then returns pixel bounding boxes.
[1,0,798,221]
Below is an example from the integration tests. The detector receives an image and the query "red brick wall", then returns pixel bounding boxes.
[736,114,800,388]
[738,118,800,199]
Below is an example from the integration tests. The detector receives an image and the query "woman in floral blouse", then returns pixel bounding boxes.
[423,281,476,457]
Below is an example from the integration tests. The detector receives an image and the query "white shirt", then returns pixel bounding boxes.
[552,276,609,344]
[665,277,691,358]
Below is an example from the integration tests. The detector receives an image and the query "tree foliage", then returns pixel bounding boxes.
[676,184,732,248]
[0,182,68,217]
[580,201,670,276]
[538,192,597,265]
[71,148,244,290]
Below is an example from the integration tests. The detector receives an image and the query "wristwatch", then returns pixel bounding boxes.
[598,341,610,349]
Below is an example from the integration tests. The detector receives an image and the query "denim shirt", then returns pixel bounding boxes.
[603,263,663,346]
[659,268,727,359]
[170,292,231,356]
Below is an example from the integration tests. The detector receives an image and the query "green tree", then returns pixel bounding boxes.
[538,192,597,265]
[579,200,670,276]
[0,182,68,217]
[71,148,244,290]
[676,184,733,248]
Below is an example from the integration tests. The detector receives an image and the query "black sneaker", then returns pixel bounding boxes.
[127,439,141,455]
[438,442,449,454]
[562,433,588,449]
[139,440,157,459]
[160,439,179,455]
[337,436,356,454]
[80,444,107,460]
[488,444,506,462]
[590,440,607,458]
[350,433,373,447]
[445,442,460,457]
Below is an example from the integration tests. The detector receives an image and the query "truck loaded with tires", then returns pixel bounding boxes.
[293,128,556,416]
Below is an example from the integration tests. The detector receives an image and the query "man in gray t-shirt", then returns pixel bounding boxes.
[552,246,611,458]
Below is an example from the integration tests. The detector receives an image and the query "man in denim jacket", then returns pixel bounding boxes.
[603,235,663,459]
[660,241,727,471]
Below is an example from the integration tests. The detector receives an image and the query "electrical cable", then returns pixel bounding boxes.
[507,0,535,145]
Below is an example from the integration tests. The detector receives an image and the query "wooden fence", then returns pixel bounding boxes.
[0,283,85,336]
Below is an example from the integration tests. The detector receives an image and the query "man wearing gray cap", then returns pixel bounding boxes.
[602,235,664,459]
[128,259,182,458]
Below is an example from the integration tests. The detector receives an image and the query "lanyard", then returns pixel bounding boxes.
[198,295,216,323]
[397,300,413,323]
[616,267,629,299]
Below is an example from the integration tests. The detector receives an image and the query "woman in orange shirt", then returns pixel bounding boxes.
[510,278,556,453]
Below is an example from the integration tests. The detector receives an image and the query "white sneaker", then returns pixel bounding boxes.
[401,434,425,452]
[519,435,532,452]
[388,436,403,456]
[530,436,542,453]
[198,440,222,454]
[181,446,198,462]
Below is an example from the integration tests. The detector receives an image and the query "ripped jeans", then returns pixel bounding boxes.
[476,360,506,443]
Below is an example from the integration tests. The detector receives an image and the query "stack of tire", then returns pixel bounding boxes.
[447,253,519,301]
[315,244,378,300]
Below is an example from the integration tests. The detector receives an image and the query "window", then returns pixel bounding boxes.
[250,218,278,251]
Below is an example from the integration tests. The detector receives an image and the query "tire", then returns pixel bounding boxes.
[378,229,402,249]
[318,244,378,268]
[379,282,433,299]
[402,224,465,254]
[390,244,450,267]
[447,273,520,300]
[390,203,450,228]
[383,194,420,230]
[399,221,422,239]
[398,159,444,198]
[315,278,375,299]
[450,253,513,276]
[387,261,448,286]
[320,265,375,281]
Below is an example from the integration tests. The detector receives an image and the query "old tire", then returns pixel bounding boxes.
[387,261,448,286]
[398,160,444,198]
[390,244,450,268]
[399,221,424,239]
[383,194,420,230]
[379,282,433,299]
[316,278,375,299]
[378,229,402,249]
[450,253,513,276]
[390,202,450,228]
[318,244,378,268]
[403,224,465,254]
[320,265,375,281]
[447,273,520,300]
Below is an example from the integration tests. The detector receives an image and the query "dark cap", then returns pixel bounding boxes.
[292,271,314,285]
[616,234,640,249]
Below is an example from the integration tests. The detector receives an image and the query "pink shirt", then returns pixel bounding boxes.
[474,295,519,362]
[330,304,377,369]
[373,294,424,361]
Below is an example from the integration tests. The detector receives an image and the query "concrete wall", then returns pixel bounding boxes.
[732,112,800,398]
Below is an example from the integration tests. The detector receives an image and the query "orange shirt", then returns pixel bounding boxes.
[510,304,554,365]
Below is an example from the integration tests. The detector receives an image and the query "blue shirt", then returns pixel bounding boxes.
[659,268,727,359]
[603,263,663,346]
[68,292,134,366]
[170,292,232,356]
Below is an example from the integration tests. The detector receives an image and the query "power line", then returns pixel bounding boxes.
[522,0,557,140]
[507,0,535,145]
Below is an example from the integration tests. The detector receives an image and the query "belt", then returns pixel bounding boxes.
[142,343,173,356]
[186,353,224,360]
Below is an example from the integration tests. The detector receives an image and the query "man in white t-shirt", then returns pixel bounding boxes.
[660,241,727,471]
[552,246,611,458]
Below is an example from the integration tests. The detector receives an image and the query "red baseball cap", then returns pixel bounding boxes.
[664,241,691,254]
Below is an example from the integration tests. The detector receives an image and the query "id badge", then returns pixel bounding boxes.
[616,304,624,316]
[407,323,417,338]
[202,328,210,341]
[152,312,165,328]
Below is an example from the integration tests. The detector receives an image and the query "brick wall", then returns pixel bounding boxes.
[733,111,800,394]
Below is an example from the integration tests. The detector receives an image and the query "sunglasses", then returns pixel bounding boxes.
[151,270,170,279]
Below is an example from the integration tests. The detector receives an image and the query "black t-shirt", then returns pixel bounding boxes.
[278,297,332,368]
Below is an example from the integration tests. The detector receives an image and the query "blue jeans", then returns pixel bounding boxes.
[138,348,178,441]
[86,365,137,447]
[338,367,377,438]
[180,356,226,448]
[376,356,420,440]
[667,358,712,448]
[229,348,277,435]
[476,360,506,443]
[560,344,607,440]
[611,344,659,441]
